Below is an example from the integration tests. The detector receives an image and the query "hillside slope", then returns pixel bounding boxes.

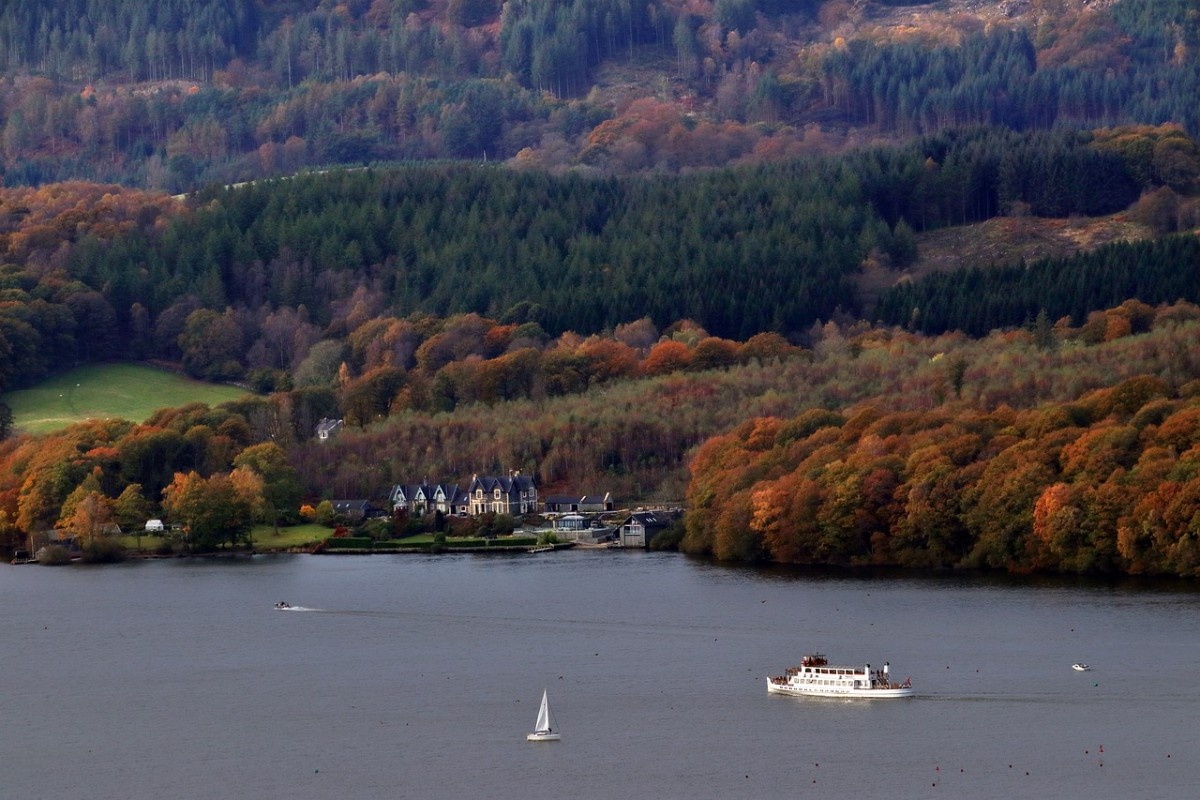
[0,0,1194,188]
[859,212,1160,310]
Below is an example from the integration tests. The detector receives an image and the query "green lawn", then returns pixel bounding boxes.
[3,362,252,435]
[249,523,330,550]
[118,523,331,554]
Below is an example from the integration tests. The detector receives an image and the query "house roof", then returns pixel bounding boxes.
[546,492,611,504]
[624,511,670,528]
[391,483,467,505]
[316,417,343,434]
[469,473,536,494]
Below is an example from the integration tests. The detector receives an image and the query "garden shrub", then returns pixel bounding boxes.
[38,545,71,565]
[81,538,127,563]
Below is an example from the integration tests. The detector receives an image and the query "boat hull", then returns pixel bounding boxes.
[526,732,561,742]
[766,678,914,699]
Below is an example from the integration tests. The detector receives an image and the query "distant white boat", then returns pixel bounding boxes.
[526,689,561,742]
[1072,663,1091,672]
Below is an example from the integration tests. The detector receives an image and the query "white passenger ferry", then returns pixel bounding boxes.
[767,654,913,698]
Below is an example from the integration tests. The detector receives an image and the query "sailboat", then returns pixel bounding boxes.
[526,689,561,742]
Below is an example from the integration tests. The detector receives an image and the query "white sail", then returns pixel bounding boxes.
[534,689,552,732]
[527,689,560,741]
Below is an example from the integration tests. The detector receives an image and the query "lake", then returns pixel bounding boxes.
[2,550,1198,800]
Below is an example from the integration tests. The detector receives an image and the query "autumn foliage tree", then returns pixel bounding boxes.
[161,470,256,551]
[685,371,1200,577]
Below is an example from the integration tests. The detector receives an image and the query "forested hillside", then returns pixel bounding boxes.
[0,0,1196,188]
[0,125,1194,395]
[3,0,1200,576]
[5,294,1200,573]
[876,233,1200,335]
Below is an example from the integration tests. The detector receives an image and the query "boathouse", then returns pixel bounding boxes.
[617,511,673,549]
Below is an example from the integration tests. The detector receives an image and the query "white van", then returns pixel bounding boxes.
[145,519,165,533]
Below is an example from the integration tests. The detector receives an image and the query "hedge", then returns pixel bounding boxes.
[324,537,374,550]
[322,535,542,551]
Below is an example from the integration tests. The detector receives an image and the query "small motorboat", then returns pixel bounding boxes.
[1072,663,1090,671]
[274,601,292,609]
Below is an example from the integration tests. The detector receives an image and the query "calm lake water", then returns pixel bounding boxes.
[2,550,1198,800]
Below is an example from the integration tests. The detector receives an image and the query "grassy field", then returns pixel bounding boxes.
[249,523,330,550]
[117,523,331,554]
[2,362,252,435]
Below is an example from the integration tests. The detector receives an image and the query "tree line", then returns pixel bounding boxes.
[0,0,260,83]
[6,295,1200,575]
[0,398,304,553]
[0,125,1192,395]
[683,368,1200,577]
[816,17,1200,138]
[874,233,1200,337]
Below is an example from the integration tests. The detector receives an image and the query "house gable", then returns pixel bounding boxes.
[332,499,376,520]
[468,471,538,516]
[544,491,612,513]
[391,481,467,516]
[618,510,675,548]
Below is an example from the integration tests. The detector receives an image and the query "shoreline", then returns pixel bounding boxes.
[10,540,584,564]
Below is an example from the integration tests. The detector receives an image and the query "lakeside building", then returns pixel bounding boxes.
[331,499,380,521]
[617,510,677,549]
[543,493,614,513]
[385,472,538,518]
[389,483,470,517]
[468,471,538,516]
